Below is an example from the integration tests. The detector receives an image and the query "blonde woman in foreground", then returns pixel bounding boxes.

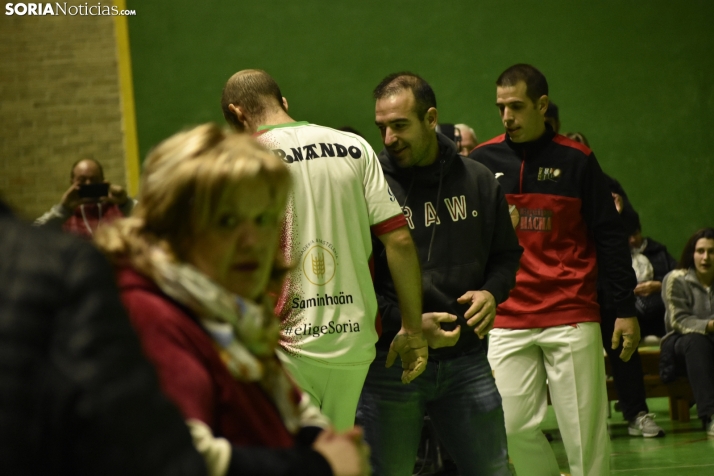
[96,124,369,476]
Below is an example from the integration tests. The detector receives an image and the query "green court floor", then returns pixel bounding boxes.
[544,397,714,475]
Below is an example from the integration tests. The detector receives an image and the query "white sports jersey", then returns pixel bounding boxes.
[255,122,405,366]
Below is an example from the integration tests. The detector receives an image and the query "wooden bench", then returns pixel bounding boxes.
[604,347,694,422]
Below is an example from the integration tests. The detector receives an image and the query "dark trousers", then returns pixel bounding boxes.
[674,333,714,419]
[601,313,649,421]
[357,350,511,476]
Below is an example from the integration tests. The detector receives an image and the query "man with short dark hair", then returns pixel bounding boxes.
[359,71,522,476]
[221,69,428,432]
[470,63,640,476]
[34,158,135,238]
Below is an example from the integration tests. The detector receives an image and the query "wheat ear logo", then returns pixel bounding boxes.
[312,250,325,277]
[302,245,336,285]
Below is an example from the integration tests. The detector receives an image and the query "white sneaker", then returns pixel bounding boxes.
[628,412,665,437]
[706,418,714,437]
[641,335,661,347]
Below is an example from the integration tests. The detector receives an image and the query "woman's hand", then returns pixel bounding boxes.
[312,427,370,476]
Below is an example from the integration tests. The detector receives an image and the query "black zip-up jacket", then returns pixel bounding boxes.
[469,127,637,328]
[643,238,678,283]
[373,133,523,360]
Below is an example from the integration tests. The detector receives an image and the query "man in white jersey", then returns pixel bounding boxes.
[221,69,428,431]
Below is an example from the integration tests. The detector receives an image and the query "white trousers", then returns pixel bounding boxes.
[488,323,610,476]
[278,350,370,431]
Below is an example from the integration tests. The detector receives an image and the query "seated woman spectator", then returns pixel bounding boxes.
[661,228,714,435]
[96,124,368,476]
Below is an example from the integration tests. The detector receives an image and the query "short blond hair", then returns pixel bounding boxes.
[96,123,290,277]
[221,69,285,130]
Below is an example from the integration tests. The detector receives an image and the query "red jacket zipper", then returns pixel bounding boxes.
[519,150,526,194]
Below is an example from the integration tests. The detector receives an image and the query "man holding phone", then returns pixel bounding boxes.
[34,158,135,238]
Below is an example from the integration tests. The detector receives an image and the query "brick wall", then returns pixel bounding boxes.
[0,4,126,221]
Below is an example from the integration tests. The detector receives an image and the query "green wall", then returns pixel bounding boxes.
[126,0,714,258]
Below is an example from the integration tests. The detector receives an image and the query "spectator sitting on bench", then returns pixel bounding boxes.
[621,204,678,341]
[661,227,714,436]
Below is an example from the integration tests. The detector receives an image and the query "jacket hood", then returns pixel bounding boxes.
[378,132,459,186]
[378,132,461,263]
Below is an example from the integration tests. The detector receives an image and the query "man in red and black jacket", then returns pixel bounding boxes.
[469,64,640,476]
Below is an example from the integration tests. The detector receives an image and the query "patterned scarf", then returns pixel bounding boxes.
[148,247,304,432]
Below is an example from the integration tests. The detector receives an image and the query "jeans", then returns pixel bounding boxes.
[357,349,510,476]
[674,333,714,419]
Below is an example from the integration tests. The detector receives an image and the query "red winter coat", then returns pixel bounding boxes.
[116,267,298,447]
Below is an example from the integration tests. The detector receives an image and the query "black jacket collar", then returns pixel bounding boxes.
[504,123,556,158]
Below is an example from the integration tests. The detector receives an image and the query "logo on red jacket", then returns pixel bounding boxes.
[517,207,553,232]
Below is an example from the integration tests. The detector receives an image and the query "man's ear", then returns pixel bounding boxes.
[228,104,248,130]
[282,97,289,112]
[425,107,439,130]
[537,96,549,115]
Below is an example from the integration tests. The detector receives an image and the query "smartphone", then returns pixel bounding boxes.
[78,183,109,198]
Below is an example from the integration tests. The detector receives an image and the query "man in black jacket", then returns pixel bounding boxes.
[0,200,207,476]
[357,72,522,476]
[621,205,678,338]
[599,199,671,439]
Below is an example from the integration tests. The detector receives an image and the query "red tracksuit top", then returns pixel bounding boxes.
[469,128,637,329]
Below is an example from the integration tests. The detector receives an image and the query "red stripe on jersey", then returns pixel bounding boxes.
[553,134,592,156]
[519,154,525,194]
[252,129,270,138]
[371,214,407,236]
